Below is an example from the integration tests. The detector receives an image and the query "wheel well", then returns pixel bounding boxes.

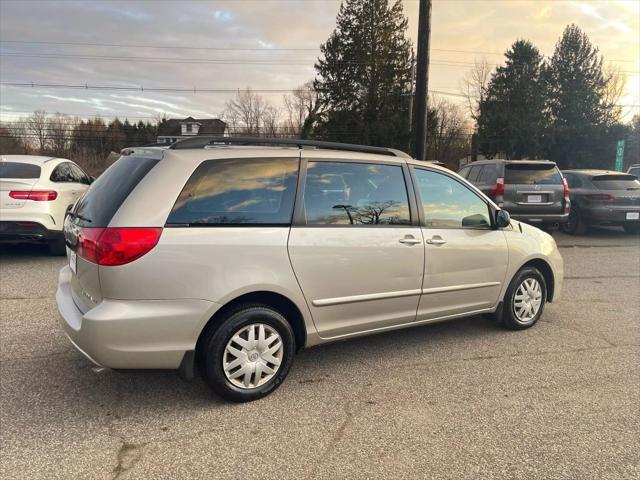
[196,291,307,355]
[522,259,555,302]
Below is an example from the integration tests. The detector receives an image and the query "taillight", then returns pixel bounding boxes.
[77,228,105,264]
[9,190,58,201]
[75,227,162,266]
[586,194,614,202]
[490,177,505,197]
[562,178,570,214]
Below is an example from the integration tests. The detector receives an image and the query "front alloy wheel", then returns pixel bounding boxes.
[500,266,547,330]
[513,278,543,324]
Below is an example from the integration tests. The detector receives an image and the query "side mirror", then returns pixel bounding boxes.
[461,214,490,228]
[495,209,511,228]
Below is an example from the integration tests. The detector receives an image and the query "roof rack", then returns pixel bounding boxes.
[169,136,412,158]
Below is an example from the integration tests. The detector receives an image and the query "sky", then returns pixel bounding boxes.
[0,0,638,124]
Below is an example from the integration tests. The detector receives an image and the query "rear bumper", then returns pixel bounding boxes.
[0,221,63,243]
[581,206,640,225]
[510,213,569,225]
[56,266,220,370]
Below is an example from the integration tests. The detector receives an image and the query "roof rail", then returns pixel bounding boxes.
[169,136,412,158]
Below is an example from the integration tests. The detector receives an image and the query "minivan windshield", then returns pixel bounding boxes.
[505,163,562,185]
[0,162,41,179]
[72,156,159,227]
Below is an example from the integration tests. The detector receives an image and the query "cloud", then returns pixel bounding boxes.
[0,0,637,122]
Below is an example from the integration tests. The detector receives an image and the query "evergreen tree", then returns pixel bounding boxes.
[314,0,414,149]
[545,24,617,168]
[478,40,546,159]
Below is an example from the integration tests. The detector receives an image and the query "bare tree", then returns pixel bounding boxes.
[282,81,319,138]
[48,113,77,156]
[224,88,269,136]
[602,66,625,126]
[428,96,470,169]
[27,110,49,153]
[262,105,281,138]
[460,58,492,124]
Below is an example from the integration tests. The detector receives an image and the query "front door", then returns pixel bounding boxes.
[288,159,424,339]
[411,167,508,320]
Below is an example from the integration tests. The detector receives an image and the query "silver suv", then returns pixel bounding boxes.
[57,138,563,402]
[459,159,570,228]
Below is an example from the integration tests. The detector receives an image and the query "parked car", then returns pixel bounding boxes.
[627,164,640,178]
[0,155,92,254]
[57,137,563,402]
[561,170,640,235]
[458,159,570,228]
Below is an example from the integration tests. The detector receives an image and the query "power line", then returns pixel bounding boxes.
[0,81,468,98]
[1,40,636,64]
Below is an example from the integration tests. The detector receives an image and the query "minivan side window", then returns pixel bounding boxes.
[413,168,491,229]
[167,157,299,226]
[458,166,470,179]
[303,161,411,225]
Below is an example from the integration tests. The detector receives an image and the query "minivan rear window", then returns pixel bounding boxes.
[592,175,640,190]
[71,156,159,227]
[166,157,299,226]
[0,162,41,179]
[505,163,562,185]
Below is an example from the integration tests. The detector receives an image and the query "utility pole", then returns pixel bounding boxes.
[414,0,432,160]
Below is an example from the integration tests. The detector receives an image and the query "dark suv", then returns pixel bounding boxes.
[459,160,569,228]
[561,170,640,235]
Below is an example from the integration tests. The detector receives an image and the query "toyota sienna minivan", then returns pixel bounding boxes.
[57,138,563,402]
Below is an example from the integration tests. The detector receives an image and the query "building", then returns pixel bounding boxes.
[156,117,227,145]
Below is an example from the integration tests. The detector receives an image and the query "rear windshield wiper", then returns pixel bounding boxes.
[69,211,92,223]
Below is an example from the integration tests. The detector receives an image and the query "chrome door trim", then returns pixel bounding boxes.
[421,281,501,295]
[312,288,422,307]
[317,306,495,340]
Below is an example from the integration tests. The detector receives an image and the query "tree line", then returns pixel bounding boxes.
[1,0,637,172]
[469,24,638,169]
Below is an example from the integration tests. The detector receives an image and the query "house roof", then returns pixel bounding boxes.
[157,118,226,136]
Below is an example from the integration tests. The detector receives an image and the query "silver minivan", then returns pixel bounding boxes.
[57,138,563,402]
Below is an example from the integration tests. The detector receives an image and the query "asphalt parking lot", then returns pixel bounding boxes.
[1,229,638,480]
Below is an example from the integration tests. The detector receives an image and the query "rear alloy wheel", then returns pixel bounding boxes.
[561,207,587,235]
[200,304,295,402]
[623,223,640,235]
[500,266,547,330]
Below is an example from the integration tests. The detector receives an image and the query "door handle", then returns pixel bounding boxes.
[399,235,422,245]
[426,236,447,246]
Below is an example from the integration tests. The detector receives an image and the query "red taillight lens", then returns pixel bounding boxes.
[490,177,505,197]
[77,228,105,264]
[75,227,162,266]
[562,178,571,214]
[586,194,614,202]
[9,190,58,201]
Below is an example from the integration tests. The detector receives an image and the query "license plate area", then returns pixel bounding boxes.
[527,194,543,203]
[626,212,640,220]
[67,247,77,274]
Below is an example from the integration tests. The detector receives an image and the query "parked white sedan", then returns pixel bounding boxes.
[0,155,92,254]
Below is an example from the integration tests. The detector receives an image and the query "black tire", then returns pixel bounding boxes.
[500,266,547,331]
[48,237,66,256]
[199,304,295,402]
[623,223,640,235]
[561,207,587,235]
